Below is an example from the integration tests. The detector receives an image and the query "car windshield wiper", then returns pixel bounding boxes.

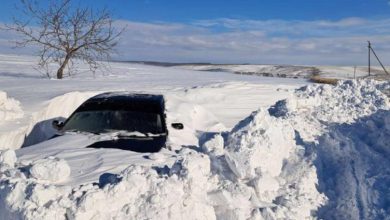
[145,132,167,137]
[100,130,167,138]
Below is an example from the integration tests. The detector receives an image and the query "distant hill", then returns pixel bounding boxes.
[113,60,389,80]
[114,60,215,67]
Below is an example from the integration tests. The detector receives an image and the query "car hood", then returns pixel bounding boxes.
[16,133,179,186]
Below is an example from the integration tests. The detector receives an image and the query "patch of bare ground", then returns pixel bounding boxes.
[310,76,339,85]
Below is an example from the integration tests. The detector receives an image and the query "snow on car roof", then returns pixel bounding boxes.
[79,92,166,113]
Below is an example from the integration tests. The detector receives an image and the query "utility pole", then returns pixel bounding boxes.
[368,41,371,76]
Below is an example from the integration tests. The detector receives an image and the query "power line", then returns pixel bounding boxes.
[368,41,389,76]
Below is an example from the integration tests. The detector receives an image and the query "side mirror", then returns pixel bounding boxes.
[171,123,184,130]
[52,120,65,131]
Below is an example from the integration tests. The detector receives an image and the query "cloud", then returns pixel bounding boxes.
[192,17,386,38]
[1,17,390,65]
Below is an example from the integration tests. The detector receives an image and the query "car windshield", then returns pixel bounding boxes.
[62,110,165,135]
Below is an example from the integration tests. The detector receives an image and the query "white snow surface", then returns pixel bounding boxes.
[268,80,390,220]
[0,54,389,220]
[0,91,23,121]
[315,109,390,220]
[0,150,16,168]
[30,157,71,182]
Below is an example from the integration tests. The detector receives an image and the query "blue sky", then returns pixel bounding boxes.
[1,0,390,22]
[0,0,390,65]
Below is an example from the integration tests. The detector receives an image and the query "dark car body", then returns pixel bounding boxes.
[53,92,173,153]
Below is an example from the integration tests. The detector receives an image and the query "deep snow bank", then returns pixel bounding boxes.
[315,110,390,220]
[269,79,390,219]
[219,109,326,219]
[0,91,25,150]
[0,96,325,220]
[0,150,215,220]
[22,91,98,147]
[0,110,325,220]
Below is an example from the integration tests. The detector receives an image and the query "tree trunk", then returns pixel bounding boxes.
[56,54,71,79]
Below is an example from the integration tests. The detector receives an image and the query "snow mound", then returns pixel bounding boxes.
[225,109,295,179]
[201,133,224,156]
[271,80,389,122]
[215,108,326,219]
[0,150,216,220]
[268,79,390,219]
[269,80,390,141]
[0,91,23,121]
[30,157,71,182]
[0,91,24,149]
[297,80,388,123]
[69,153,214,220]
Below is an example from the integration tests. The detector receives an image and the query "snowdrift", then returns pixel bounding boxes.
[0,80,389,220]
[268,79,390,219]
[22,91,98,147]
[0,91,25,150]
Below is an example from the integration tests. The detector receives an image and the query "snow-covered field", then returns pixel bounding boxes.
[173,63,388,79]
[0,54,389,220]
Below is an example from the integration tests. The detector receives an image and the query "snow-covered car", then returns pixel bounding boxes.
[16,92,184,185]
[51,92,183,153]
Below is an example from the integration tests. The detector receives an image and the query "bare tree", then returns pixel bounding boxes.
[7,0,122,79]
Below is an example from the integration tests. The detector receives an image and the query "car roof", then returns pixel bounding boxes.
[90,92,164,102]
[77,92,165,113]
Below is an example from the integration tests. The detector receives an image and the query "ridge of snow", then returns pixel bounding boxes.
[268,79,390,219]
